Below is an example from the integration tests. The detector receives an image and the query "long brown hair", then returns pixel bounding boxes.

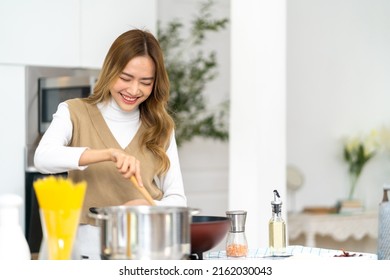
[86,29,174,175]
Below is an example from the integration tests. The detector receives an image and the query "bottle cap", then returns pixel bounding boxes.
[226,210,247,232]
[382,183,390,202]
[271,190,282,213]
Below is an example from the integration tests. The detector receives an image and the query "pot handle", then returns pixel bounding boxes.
[88,207,108,220]
[190,208,201,216]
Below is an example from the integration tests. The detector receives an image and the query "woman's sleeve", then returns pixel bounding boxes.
[33,102,89,174]
[154,131,187,207]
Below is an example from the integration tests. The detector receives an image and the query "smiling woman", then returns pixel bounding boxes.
[33,29,187,259]
[111,56,155,110]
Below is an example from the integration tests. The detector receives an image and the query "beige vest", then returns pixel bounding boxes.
[66,98,163,224]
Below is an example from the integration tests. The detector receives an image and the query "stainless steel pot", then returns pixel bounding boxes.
[89,205,195,260]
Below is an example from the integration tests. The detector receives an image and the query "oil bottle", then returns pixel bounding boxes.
[269,189,286,256]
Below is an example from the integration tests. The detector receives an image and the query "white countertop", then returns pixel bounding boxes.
[203,245,377,259]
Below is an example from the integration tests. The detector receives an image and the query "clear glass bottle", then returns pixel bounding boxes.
[0,194,31,260]
[269,190,286,256]
[226,210,248,257]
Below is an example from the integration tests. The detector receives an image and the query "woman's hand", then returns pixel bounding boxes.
[79,148,144,186]
[109,148,143,186]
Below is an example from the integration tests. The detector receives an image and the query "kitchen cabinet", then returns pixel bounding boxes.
[0,0,80,66]
[0,0,157,68]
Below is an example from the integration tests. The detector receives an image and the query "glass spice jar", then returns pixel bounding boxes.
[226,210,248,257]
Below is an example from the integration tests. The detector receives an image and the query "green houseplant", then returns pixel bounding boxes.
[157,0,229,147]
[343,130,379,200]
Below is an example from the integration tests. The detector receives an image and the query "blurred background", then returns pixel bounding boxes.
[1,0,390,253]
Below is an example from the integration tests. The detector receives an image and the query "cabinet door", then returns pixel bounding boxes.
[0,0,80,66]
[80,0,157,68]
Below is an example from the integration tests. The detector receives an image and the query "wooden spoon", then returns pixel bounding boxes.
[130,176,156,206]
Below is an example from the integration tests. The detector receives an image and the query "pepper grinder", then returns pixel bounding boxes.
[226,210,248,257]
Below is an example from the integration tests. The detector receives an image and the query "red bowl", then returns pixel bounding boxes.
[190,216,231,259]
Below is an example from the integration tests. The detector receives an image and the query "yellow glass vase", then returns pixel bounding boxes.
[33,176,86,260]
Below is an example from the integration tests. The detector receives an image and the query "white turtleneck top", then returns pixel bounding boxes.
[34,97,186,207]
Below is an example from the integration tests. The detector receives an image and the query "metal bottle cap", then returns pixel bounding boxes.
[271,190,282,214]
[226,210,247,232]
[382,183,390,203]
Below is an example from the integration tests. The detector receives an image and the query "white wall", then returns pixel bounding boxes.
[157,0,231,218]
[0,66,26,198]
[230,0,286,249]
[80,0,157,68]
[287,0,390,212]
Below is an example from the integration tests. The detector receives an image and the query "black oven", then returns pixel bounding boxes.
[38,75,96,134]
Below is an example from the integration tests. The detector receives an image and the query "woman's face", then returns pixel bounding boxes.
[110,55,155,112]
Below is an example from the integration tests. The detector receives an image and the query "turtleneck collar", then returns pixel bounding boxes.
[98,97,140,122]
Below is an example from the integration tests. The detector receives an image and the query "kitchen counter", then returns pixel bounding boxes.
[203,245,377,259]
